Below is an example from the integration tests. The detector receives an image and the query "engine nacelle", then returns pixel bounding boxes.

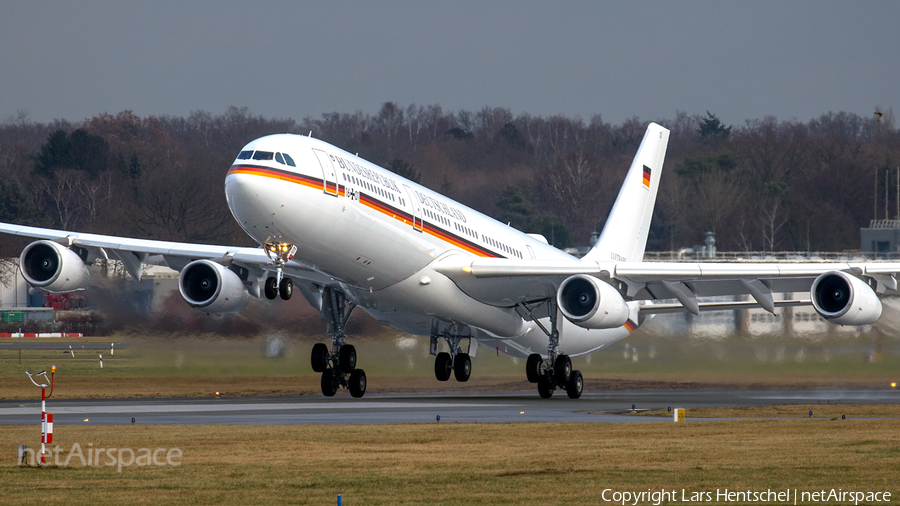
[19,240,91,292]
[557,274,629,329]
[810,271,882,325]
[178,260,250,314]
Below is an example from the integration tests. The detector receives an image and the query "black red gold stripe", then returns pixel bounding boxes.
[642,165,651,188]
[229,164,503,258]
[228,164,345,196]
[359,194,502,258]
[624,320,637,333]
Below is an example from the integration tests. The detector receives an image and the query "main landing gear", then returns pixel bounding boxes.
[519,300,583,399]
[309,288,367,398]
[430,323,472,383]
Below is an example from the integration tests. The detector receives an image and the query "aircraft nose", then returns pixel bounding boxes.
[225,171,267,226]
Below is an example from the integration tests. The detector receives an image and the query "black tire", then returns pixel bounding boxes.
[321,368,338,397]
[537,376,554,398]
[566,370,583,399]
[554,354,572,385]
[310,343,329,373]
[279,277,293,300]
[339,344,357,374]
[434,352,452,381]
[349,369,367,398]
[264,277,278,300]
[453,353,471,382]
[526,353,542,383]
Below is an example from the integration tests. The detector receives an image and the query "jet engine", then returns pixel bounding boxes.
[19,240,91,292]
[557,274,629,329]
[810,271,882,325]
[178,260,250,314]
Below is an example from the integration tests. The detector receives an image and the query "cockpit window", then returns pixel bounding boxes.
[282,153,296,167]
[252,151,274,161]
[275,153,286,165]
[237,150,253,160]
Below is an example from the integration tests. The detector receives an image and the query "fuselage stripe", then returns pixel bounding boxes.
[229,164,502,258]
[229,165,346,196]
[359,193,503,258]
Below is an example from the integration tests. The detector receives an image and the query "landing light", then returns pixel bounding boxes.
[892,382,897,388]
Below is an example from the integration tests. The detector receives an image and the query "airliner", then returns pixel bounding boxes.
[2,123,895,398]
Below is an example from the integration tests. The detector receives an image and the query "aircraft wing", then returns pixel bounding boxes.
[434,256,900,315]
[0,222,333,285]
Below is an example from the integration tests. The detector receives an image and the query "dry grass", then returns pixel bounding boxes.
[2,421,899,505]
[2,333,898,401]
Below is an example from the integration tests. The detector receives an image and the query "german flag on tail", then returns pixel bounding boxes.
[642,165,651,188]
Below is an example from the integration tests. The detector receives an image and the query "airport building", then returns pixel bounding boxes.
[861,219,900,258]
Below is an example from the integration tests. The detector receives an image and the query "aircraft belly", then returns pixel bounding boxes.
[367,267,529,338]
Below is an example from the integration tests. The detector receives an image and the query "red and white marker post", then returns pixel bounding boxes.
[26,366,55,465]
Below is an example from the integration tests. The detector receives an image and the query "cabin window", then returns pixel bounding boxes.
[237,150,253,160]
[283,153,296,166]
[253,151,274,161]
[275,153,286,165]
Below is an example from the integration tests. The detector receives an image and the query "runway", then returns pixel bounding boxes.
[2,388,897,425]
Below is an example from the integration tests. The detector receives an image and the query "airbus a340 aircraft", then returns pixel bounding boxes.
[2,123,896,398]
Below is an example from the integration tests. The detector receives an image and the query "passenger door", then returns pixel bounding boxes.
[312,149,339,196]
[402,184,423,231]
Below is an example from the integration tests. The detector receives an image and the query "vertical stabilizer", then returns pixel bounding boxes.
[582,122,669,263]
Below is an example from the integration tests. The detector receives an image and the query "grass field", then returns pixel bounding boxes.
[2,420,899,505]
[1,331,899,400]
[2,331,899,505]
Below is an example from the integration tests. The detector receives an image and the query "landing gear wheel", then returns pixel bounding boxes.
[566,370,583,399]
[279,277,293,300]
[339,344,357,374]
[311,343,329,372]
[554,354,572,385]
[321,368,338,397]
[526,353,542,383]
[264,277,278,300]
[349,369,367,398]
[537,376,554,399]
[453,353,471,382]
[434,352,452,381]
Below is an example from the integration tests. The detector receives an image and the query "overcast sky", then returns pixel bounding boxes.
[1,1,897,127]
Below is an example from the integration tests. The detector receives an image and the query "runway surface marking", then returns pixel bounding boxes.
[0,401,509,416]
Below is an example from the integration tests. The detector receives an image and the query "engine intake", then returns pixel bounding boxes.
[810,271,882,325]
[19,240,91,292]
[178,260,250,314]
[557,274,629,329]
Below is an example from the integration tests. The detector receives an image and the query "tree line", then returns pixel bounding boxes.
[0,104,897,258]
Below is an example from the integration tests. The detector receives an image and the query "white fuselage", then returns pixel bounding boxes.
[224,134,639,359]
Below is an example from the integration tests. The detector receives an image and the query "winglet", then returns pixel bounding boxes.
[582,122,669,263]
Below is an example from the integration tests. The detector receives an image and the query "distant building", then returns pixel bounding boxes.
[861,220,900,258]
[0,262,27,308]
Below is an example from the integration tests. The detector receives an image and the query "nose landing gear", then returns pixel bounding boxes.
[263,242,297,300]
[264,276,293,300]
